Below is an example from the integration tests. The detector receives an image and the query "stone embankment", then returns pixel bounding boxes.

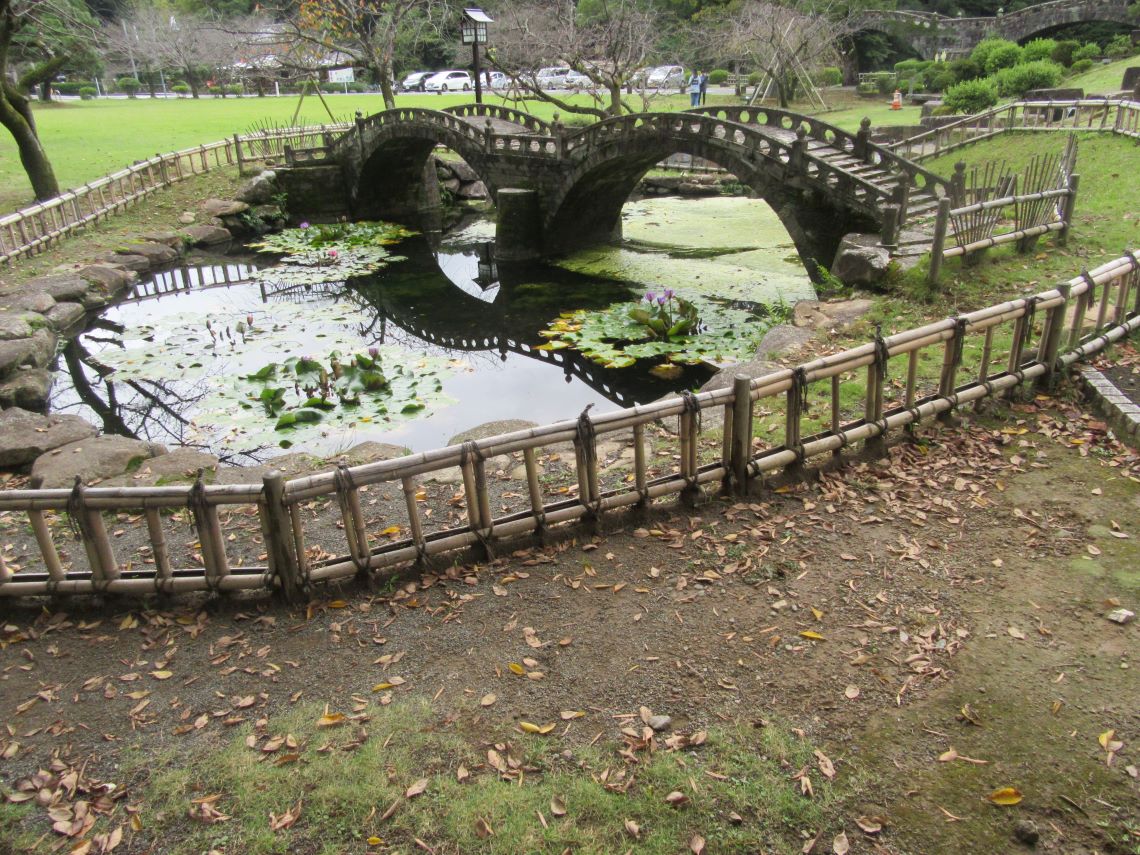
[0,172,289,485]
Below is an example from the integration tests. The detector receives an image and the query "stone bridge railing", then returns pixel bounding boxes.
[442,103,554,135]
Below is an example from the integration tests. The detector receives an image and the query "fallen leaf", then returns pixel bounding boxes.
[405,779,429,799]
[1007,627,1026,640]
[987,787,1023,806]
[474,817,493,839]
[480,694,496,707]
[623,818,641,839]
[664,791,689,807]
[550,796,567,817]
[844,685,860,700]
[799,630,825,641]
[560,710,585,720]
[690,833,707,854]
[855,816,883,834]
[833,831,850,855]
[316,712,345,728]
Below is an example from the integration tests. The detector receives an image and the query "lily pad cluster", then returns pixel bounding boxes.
[538,291,789,370]
[248,221,416,285]
[245,349,439,431]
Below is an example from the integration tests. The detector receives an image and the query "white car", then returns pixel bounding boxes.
[564,70,594,89]
[424,70,472,93]
[646,65,685,89]
[536,67,572,90]
[482,71,509,90]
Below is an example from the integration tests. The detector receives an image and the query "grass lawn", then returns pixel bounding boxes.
[1065,55,1137,97]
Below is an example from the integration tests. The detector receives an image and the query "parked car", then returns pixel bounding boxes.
[646,65,685,89]
[424,70,472,92]
[564,69,594,89]
[399,71,433,92]
[477,70,509,90]
[536,67,572,90]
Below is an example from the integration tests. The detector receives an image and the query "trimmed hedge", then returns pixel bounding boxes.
[943,77,999,113]
[78,86,97,100]
[995,60,1063,97]
[708,69,729,85]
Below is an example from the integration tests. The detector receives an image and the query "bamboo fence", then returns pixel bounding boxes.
[887,98,1140,163]
[1,251,1137,599]
[0,125,350,266]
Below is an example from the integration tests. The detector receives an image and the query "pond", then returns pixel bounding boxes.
[51,196,815,463]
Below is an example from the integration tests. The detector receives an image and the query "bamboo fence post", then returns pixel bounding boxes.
[460,448,488,539]
[1068,279,1090,347]
[522,448,546,527]
[1059,174,1079,246]
[1036,283,1070,390]
[262,472,303,602]
[974,325,994,411]
[144,508,172,581]
[830,374,843,456]
[880,204,900,251]
[1094,274,1113,331]
[27,477,65,583]
[785,373,805,469]
[927,197,952,285]
[864,362,884,454]
[234,134,245,172]
[937,320,965,421]
[289,502,308,581]
[401,476,427,560]
[335,467,369,577]
[69,481,118,586]
[633,423,648,504]
[730,375,753,492]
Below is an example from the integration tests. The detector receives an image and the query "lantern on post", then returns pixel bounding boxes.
[461,7,493,104]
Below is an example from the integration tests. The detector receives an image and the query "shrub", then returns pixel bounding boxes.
[747,71,761,86]
[78,86,97,100]
[984,42,1024,73]
[924,66,957,93]
[171,83,191,96]
[971,38,1018,70]
[942,77,999,113]
[116,77,141,97]
[54,81,86,95]
[949,57,981,83]
[1073,42,1101,62]
[812,66,842,87]
[994,60,1063,97]
[1051,39,1081,67]
[1022,38,1058,63]
[1106,34,1135,59]
[708,69,729,85]
[894,59,931,76]
[855,81,877,97]
[223,84,243,96]
[1068,58,1094,75]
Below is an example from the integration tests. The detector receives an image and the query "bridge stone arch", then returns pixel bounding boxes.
[544,112,887,272]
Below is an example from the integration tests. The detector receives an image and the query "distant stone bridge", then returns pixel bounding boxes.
[855,0,1137,60]
[279,102,947,275]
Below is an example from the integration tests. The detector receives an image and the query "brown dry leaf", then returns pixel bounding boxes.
[855,816,883,834]
[317,711,346,728]
[405,779,429,799]
[664,791,689,807]
[814,750,836,780]
[1007,626,1026,640]
[234,695,256,709]
[550,796,567,817]
[939,747,959,762]
[474,817,493,839]
[269,799,302,831]
[560,710,585,720]
[958,704,982,726]
[623,818,641,839]
[832,831,850,855]
[519,721,542,734]
[480,694,497,707]
[690,833,707,854]
[987,787,1023,806]
[844,685,860,700]
[799,630,825,641]
[487,749,508,773]
[456,765,469,783]
[150,670,173,681]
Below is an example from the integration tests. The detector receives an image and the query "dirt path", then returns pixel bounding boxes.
[1,394,1138,854]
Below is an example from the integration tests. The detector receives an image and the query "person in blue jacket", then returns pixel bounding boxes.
[688,70,702,107]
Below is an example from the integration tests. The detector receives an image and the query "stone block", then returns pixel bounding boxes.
[831,233,891,287]
[0,310,45,341]
[203,198,249,217]
[108,254,152,272]
[140,231,187,248]
[31,435,168,487]
[182,225,232,246]
[79,264,136,297]
[4,291,55,313]
[45,302,86,332]
[100,449,220,487]
[116,241,180,265]
[1121,67,1140,91]
[0,408,97,469]
[23,273,88,303]
[235,170,279,205]
[0,368,54,412]
[455,180,488,200]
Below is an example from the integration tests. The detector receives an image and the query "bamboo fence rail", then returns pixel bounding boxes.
[1,251,1137,599]
[886,99,1140,163]
[0,125,351,266]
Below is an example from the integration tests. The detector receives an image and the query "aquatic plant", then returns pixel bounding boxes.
[627,290,700,340]
[248,221,416,285]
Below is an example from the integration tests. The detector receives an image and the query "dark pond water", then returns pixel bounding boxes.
[50,198,814,462]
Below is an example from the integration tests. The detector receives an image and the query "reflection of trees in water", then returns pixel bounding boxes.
[57,335,271,465]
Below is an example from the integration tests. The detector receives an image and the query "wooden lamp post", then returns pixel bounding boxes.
[461,7,493,104]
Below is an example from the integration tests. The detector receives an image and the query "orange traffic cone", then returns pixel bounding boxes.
[891,89,902,110]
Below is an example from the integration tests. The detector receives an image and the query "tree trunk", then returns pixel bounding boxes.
[39,80,51,101]
[0,94,61,200]
[379,64,396,110]
[606,82,622,117]
[186,68,200,99]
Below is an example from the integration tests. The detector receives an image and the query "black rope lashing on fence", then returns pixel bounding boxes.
[873,324,890,381]
[65,475,85,542]
[790,367,810,460]
[680,390,703,433]
[335,465,369,574]
[575,404,597,463]
[1021,295,1039,349]
[1080,269,1097,307]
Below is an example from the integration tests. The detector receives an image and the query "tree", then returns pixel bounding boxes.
[271,0,445,110]
[486,0,665,119]
[0,0,97,200]
[701,0,860,107]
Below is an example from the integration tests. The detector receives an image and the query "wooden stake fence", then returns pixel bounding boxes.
[0,251,1137,599]
[0,125,351,266]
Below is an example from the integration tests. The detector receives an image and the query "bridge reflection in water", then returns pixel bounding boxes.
[52,233,712,460]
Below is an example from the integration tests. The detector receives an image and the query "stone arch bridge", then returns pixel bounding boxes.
[854,0,1136,60]
[280,102,947,273]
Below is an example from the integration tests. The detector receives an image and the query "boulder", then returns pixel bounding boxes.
[78,264,136,301]
[31,435,168,487]
[4,291,55,314]
[235,170,279,205]
[455,180,488,200]
[0,408,97,469]
[178,211,197,225]
[181,225,232,246]
[327,442,411,467]
[791,298,873,331]
[677,181,721,196]
[920,100,944,118]
[449,420,539,446]
[0,328,55,372]
[0,368,54,412]
[100,448,220,487]
[1123,67,1140,92]
[831,234,891,287]
[108,254,152,272]
[442,178,461,193]
[203,198,249,217]
[140,231,187,248]
[0,311,46,341]
[44,302,86,332]
[23,274,88,304]
[700,356,783,393]
[445,159,479,183]
[792,300,830,329]
[116,241,180,265]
